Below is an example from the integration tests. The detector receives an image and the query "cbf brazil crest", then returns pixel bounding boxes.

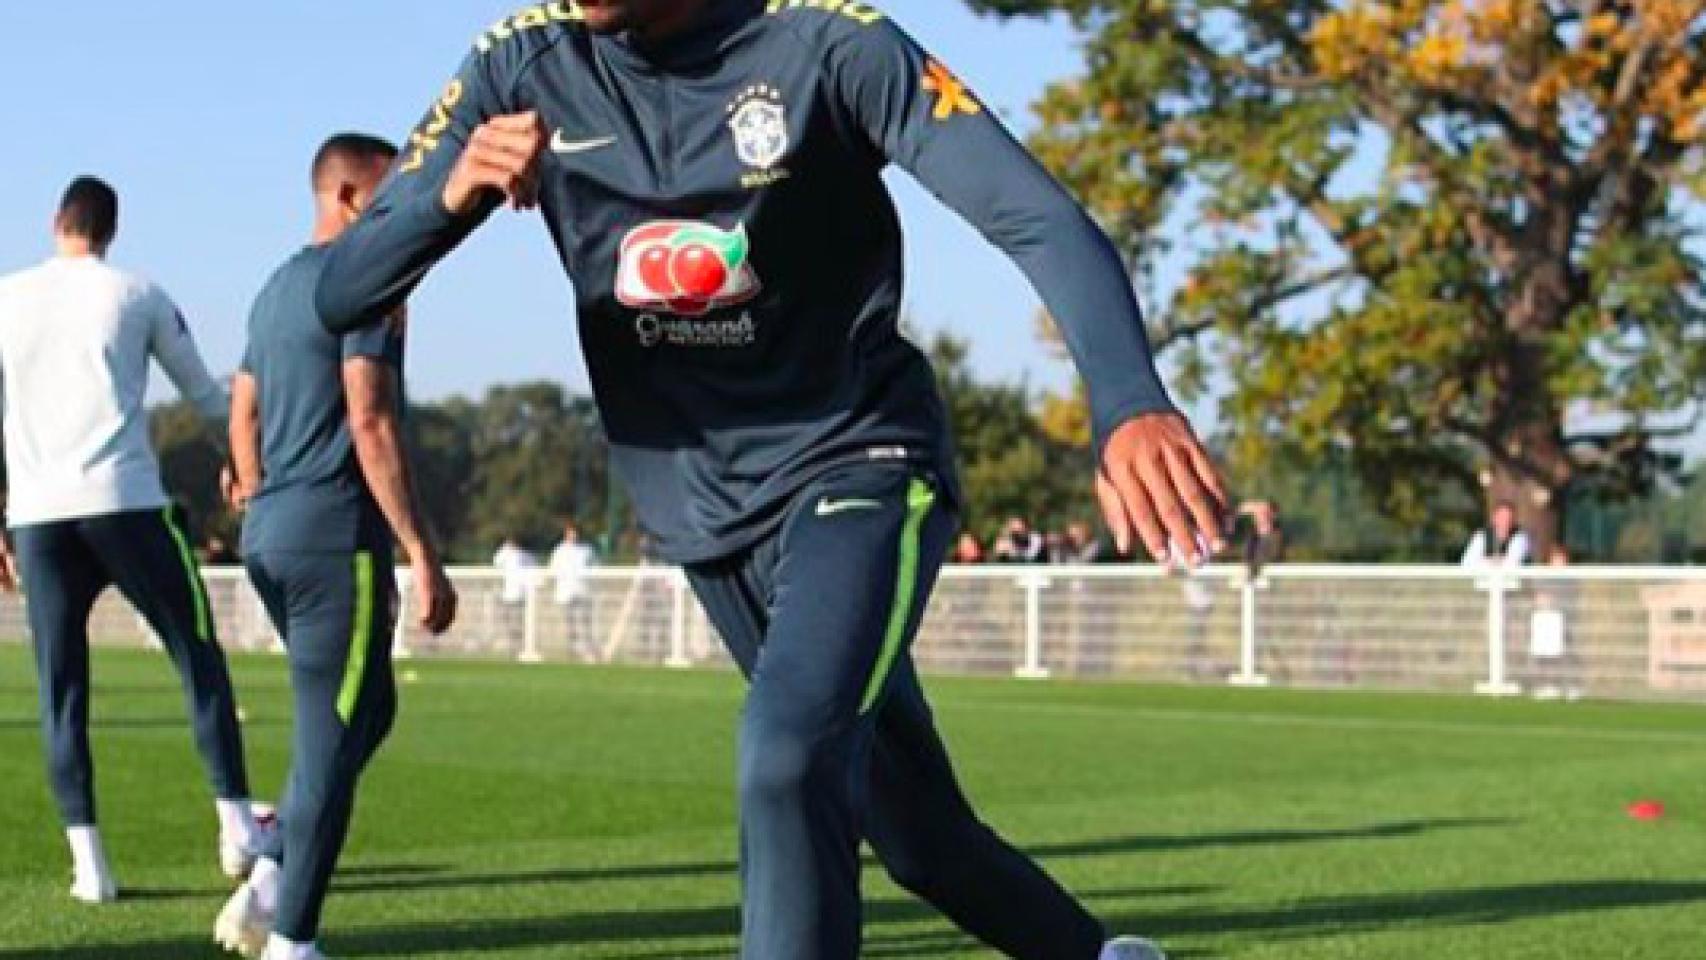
[728,85,791,188]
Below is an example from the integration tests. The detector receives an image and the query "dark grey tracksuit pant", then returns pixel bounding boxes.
[246,547,396,943]
[686,463,1106,960]
[14,506,250,827]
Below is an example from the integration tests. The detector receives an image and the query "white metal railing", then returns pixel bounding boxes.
[7,564,1706,702]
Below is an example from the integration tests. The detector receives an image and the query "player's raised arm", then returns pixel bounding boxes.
[828,18,1228,565]
[316,46,546,334]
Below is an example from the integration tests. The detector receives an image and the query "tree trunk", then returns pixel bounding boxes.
[1490,281,1574,563]
[1486,420,1568,564]
[1487,195,1580,564]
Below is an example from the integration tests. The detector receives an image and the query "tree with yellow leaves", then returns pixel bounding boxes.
[969,0,1706,557]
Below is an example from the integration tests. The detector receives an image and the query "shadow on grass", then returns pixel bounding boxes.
[1105,880,1706,942]
[1024,818,1510,859]
[119,886,227,903]
[328,819,1502,898]
[0,716,287,731]
[0,885,1201,960]
[10,879,1698,960]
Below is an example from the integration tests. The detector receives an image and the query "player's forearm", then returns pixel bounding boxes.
[227,394,262,499]
[317,192,495,335]
[350,409,435,561]
[158,340,233,432]
[978,176,1174,449]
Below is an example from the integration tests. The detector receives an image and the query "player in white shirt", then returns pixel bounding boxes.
[493,537,539,604]
[1461,501,1531,568]
[0,177,266,903]
[549,521,597,658]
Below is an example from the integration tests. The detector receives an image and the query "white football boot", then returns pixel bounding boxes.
[219,801,278,880]
[66,827,117,904]
[214,882,275,957]
[261,935,331,960]
[1100,935,1168,960]
[68,866,117,904]
[220,818,278,881]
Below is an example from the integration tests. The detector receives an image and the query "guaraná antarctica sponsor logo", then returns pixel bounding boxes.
[616,220,763,348]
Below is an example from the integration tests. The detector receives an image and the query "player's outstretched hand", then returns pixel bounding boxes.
[442,111,548,216]
[1096,412,1229,568]
[412,551,459,635]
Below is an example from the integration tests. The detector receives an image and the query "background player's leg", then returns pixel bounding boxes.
[247,555,291,868]
[82,508,252,807]
[16,522,110,827]
[15,521,116,901]
[865,657,1107,959]
[269,549,398,946]
[732,466,944,960]
[216,555,296,956]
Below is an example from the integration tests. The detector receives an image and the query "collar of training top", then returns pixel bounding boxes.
[608,0,766,71]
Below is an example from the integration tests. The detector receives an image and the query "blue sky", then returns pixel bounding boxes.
[0,2,1085,401]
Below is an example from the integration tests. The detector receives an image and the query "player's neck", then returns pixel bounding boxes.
[53,237,104,260]
[630,0,713,45]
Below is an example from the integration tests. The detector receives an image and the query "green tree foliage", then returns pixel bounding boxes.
[456,383,609,558]
[150,401,234,546]
[928,333,1094,541]
[965,0,1706,559]
[152,381,610,563]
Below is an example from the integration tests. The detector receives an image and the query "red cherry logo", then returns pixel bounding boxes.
[670,243,729,300]
[637,245,674,296]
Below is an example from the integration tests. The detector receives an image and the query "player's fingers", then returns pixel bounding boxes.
[1112,460,1169,564]
[466,140,537,185]
[484,110,543,135]
[473,121,547,163]
[466,144,541,209]
[1185,440,1231,515]
[1164,445,1226,553]
[1094,471,1133,557]
[1137,457,1200,567]
[463,155,534,207]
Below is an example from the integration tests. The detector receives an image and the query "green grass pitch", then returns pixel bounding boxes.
[1,645,1703,959]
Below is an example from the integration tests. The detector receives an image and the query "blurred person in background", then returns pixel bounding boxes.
[1044,530,1067,564]
[1461,501,1529,568]
[550,520,598,660]
[1237,501,1285,579]
[200,535,238,566]
[1060,521,1109,565]
[491,537,538,653]
[951,532,986,565]
[493,537,539,598]
[1529,544,1582,700]
[993,516,1046,564]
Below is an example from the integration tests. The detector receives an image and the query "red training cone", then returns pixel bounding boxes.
[1627,800,1666,821]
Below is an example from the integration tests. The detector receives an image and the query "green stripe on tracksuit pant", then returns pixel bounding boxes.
[685,463,1107,960]
[14,505,250,827]
[245,546,396,943]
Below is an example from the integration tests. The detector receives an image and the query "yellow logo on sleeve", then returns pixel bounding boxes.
[400,79,465,174]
